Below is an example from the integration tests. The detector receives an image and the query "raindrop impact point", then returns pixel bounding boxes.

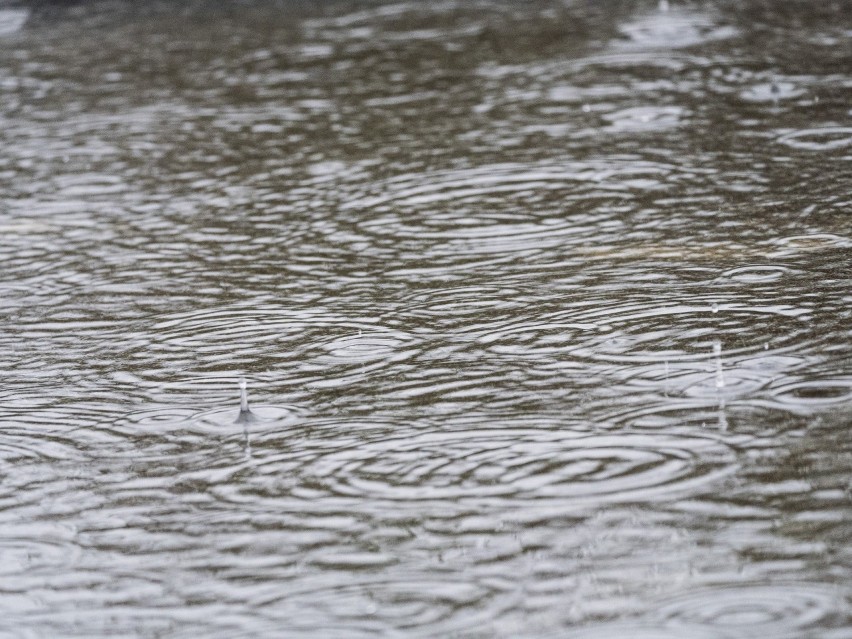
[235,378,257,424]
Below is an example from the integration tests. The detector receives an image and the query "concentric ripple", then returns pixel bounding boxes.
[718,264,795,283]
[339,161,677,253]
[653,583,850,636]
[767,376,852,414]
[768,233,852,257]
[284,429,736,505]
[482,300,814,365]
[1,1,850,637]
[740,81,806,103]
[114,396,304,435]
[317,329,416,367]
[776,127,852,151]
[197,402,304,430]
[246,577,512,639]
[475,320,601,356]
[142,307,421,379]
[566,300,814,364]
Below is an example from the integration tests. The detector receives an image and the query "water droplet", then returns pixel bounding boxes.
[718,397,728,431]
[714,341,726,389]
[711,303,719,314]
[236,378,256,424]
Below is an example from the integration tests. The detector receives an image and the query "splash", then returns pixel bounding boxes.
[235,378,257,425]
[236,378,254,458]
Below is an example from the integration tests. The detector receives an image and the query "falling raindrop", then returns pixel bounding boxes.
[242,422,252,458]
[714,341,725,389]
[718,397,728,431]
[713,341,728,430]
[236,378,254,457]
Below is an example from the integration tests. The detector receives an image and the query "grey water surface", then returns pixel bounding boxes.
[0,0,851,636]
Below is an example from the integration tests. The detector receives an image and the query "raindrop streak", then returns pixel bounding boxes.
[714,341,728,431]
[714,341,726,390]
[236,379,254,458]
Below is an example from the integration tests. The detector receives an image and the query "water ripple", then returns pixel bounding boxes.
[0,1,849,636]
[602,106,687,133]
[564,624,724,639]
[717,264,795,283]
[616,5,738,50]
[502,299,814,365]
[766,376,852,415]
[0,525,80,578]
[319,330,409,363]
[653,582,850,637]
[112,393,304,437]
[776,127,852,151]
[246,577,512,639]
[239,428,740,507]
[339,161,678,254]
[127,307,426,391]
[768,233,852,257]
[740,81,806,104]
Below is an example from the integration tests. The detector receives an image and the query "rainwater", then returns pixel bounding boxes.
[0,1,850,636]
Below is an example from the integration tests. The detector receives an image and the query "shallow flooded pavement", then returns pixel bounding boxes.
[0,0,850,636]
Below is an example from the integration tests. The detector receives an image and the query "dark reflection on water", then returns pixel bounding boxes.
[0,0,850,636]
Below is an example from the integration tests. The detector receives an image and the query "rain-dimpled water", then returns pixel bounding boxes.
[0,0,850,636]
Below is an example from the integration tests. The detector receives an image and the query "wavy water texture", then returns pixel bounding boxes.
[0,0,850,637]
[653,583,851,637]
[215,427,738,506]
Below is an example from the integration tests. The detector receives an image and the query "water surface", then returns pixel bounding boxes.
[0,0,850,636]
